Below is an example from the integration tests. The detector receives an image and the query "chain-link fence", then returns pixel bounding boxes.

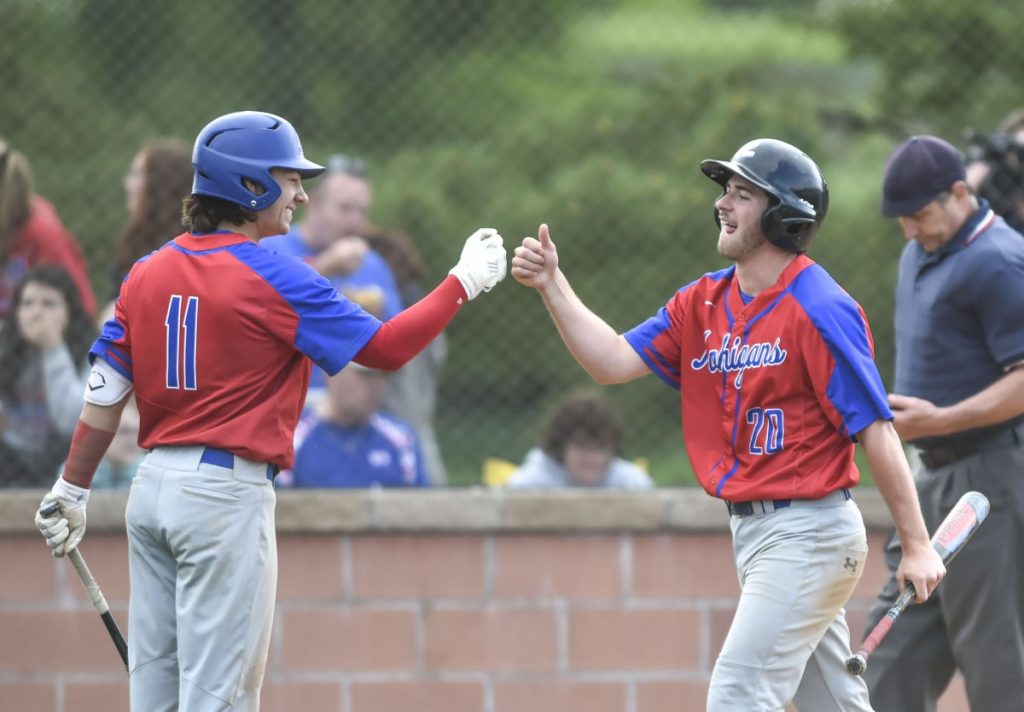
[2,0,1022,488]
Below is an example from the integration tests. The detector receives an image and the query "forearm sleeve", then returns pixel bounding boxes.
[61,420,117,489]
[354,275,466,370]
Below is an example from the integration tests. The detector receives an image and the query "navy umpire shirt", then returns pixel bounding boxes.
[893,199,1024,449]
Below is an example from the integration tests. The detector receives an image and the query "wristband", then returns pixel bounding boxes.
[52,476,90,505]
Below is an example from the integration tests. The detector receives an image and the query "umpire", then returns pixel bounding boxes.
[864,135,1024,711]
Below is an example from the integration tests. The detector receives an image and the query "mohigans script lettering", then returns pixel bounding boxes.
[691,332,787,387]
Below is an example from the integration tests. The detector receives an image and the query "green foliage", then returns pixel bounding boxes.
[3,0,1016,486]
[831,0,1024,133]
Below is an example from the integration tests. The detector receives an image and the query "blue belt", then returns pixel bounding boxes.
[726,488,851,517]
[199,446,277,481]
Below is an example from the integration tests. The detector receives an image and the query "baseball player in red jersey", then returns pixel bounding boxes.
[33,110,507,711]
[512,139,945,711]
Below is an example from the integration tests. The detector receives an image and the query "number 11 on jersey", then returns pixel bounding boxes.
[166,295,199,390]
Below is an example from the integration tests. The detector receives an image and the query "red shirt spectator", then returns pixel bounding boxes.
[0,196,96,319]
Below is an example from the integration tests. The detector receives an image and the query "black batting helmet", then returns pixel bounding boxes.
[700,138,829,253]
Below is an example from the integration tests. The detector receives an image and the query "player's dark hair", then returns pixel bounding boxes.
[115,138,193,293]
[539,390,625,464]
[182,194,257,233]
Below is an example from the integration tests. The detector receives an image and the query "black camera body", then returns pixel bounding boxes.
[965,129,1024,231]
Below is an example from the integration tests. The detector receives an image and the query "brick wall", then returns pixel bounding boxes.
[0,489,968,712]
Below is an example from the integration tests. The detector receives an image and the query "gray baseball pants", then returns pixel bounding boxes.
[125,446,277,712]
[708,492,874,711]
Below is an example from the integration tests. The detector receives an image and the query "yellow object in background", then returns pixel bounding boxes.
[482,458,518,487]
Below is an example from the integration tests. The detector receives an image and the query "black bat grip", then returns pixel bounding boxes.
[101,610,130,671]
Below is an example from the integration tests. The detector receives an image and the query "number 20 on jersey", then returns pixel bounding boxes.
[747,407,784,455]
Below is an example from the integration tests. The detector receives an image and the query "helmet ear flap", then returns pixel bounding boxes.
[761,205,817,252]
[239,174,272,201]
[779,217,816,235]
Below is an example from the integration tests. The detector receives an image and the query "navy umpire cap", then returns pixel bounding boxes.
[881,135,965,218]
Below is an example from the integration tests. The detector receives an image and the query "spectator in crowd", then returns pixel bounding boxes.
[110,137,193,298]
[964,108,1024,232]
[506,390,652,489]
[0,138,96,319]
[368,229,449,484]
[262,153,402,319]
[0,265,93,486]
[281,361,428,488]
[863,135,1024,711]
[263,154,402,409]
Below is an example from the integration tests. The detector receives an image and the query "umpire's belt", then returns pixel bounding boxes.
[725,488,852,518]
[201,446,277,481]
[917,422,1024,470]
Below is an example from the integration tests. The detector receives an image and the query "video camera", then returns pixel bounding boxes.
[965,128,1024,230]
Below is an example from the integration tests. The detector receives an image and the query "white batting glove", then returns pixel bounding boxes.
[35,477,89,557]
[448,228,508,300]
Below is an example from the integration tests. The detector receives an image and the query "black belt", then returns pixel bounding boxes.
[726,499,791,517]
[917,423,1024,470]
[725,488,852,518]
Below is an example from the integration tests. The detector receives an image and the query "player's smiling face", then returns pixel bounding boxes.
[715,175,770,260]
[256,169,309,238]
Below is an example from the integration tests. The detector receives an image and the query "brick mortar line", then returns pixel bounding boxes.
[341,537,354,600]
[483,535,496,600]
[267,598,739,616]
[320,671,714,683]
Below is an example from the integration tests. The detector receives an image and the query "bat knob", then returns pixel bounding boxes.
[845,653,867,676]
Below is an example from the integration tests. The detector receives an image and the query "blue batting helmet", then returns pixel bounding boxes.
[191,111,325,211]
[701,138,829,253]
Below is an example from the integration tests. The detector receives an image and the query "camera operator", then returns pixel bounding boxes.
[965,109,1024,232]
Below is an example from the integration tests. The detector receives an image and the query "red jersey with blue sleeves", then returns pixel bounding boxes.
[90,231,382,469]
[624,255,891,502]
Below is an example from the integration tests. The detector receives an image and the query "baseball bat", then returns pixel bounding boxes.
[845,490,990,676]
[39,500,129,672]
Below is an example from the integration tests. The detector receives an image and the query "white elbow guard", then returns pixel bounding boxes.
[83,358,133,406]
